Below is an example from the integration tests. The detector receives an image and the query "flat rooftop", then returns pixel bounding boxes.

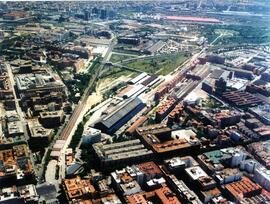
[16,73,64,91]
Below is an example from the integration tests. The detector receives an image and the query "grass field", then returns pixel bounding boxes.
[202,96,224,109]
[100,66,137,80]
[110,53,138,63]
[122,53,189,75]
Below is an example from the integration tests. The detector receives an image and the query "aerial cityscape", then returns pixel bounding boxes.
[0,0,270,203]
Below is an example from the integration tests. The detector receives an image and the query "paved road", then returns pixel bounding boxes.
[5,63,29,140]
[45,160,58,185]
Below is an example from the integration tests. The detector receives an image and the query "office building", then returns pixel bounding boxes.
[16,73,66,96]
[39,110,64,128]
[28,119,53,149]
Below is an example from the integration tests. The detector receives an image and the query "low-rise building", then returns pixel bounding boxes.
[126,184,181,204]
[167,174,202,204]
[215,168,243,185]
[155,97,177,123]
[100,193,121,204]
[240,192,270,204]
[197,147,248,174]
[199,108,241,128]
[254,165,270,191]
[137,162,163,182]
[167,104,184,125]
[0,67,13,100]
[222,176,262,203]
[62,176,97,201]
[0,184,39,204]
[137,124,200,156]
[185,166,216,191]
[111,169,142,196]
[200,188,224,204]
[247,141,270,169]
[0,144,34,185]
[249,104,270,125]
[164,156,198,174]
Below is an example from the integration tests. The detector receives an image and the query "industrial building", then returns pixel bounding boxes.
[128,73,148,85]
[162,16,221,24]
[95,97,146,134]
[117,84,146,99]
[261,70,270,82]
[148,77,162,88]
[126,115,148,136]
[201,68,230,94]
[246,83,270,97]
[136,123,171,138]
[219,66,255,80]
[141,74,159,87]
[118,37,140,45]
[222,91,264,107]
[146,41,166,54]
[93,139,153,168]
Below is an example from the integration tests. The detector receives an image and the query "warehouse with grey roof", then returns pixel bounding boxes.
[95,97,145,134]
